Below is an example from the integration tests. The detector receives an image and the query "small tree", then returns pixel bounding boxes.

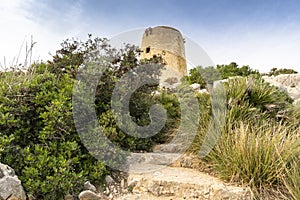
[183,63,259,88]
[217,62,259,79]
[268,67,298,76]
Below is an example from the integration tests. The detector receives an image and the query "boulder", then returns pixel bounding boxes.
[190,83,201,90]
[198,88,208,94]
[104,175,115,185]
[0,163,26,200]
[78,190,108,200]
[128,165,252,200]
[293,98,300,106]
[84,181,97,192]
[263,74,300,100]
[64,194,74,200]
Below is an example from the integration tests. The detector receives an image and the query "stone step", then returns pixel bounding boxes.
[152,143,185,153]
[127,164,252,200]
[127,163,168,173]
[126,153,181,166]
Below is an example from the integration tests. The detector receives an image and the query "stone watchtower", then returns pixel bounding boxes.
[140,26,187,86]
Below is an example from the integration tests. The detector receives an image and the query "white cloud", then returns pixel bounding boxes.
[0,0,36,68]
[0,0,86,69]
[1,1,299,73]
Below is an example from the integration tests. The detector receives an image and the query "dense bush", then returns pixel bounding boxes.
[182,66,222,88]
[225,77,294,122]
[267,67,298,76]
[183,63,260,88]
[0,69,105,199]
[217,62,260,79]
[0,36,177,199]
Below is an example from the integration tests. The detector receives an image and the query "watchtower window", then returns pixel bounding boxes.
[146,47,150,53]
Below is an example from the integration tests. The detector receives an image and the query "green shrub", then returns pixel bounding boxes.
[0,35,173,199]
[224,77,293,122]
[0,69,107,199]
[268,67,298,76]
[182,66,222,88]
[217,62,260,79]
[183,63,260,89]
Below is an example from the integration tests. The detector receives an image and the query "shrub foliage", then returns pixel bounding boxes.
[0,36,177,199]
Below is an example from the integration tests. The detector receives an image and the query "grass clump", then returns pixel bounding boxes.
[210,122,299,197]
[190,76,300,199]
[283,157,300,200]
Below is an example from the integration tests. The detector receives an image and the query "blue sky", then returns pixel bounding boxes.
[1,0,300,72]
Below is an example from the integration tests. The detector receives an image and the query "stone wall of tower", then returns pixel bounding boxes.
[140,26,187,77]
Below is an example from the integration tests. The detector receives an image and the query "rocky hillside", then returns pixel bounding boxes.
[263,74,300,104]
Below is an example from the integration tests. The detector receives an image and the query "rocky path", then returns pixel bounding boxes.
[119,73,300,199]
[116,139,253,200]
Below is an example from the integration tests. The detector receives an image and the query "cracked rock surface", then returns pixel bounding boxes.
[0,163,26,200]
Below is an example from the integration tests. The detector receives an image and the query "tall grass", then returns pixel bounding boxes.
[209,122,299,198]
[283,157,300,200]
[192,77,300,199]
[0,36,36,71]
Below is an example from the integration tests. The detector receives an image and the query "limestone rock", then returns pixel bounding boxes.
[64,194,74,200]
[171,153,201,169]
[105,175,115,185]
[263,74,300,100]
[128,165,252,200]
[127,179,138,188]
[78,190,107,200]
[152,143,185,153]
[293,98,300,106]
[0,163,26,200]
[127,152,181,167]
[84,181,97,192]
[190,83,201,90]
[198,88,208,94]
[120,179,125,189]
